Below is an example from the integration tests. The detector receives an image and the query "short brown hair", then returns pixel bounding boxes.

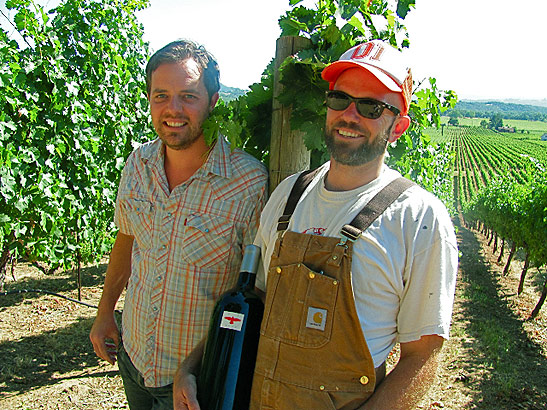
[145,39,220,101]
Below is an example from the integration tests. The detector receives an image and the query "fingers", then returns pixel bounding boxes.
[173,373,200,410]
[89,316,120,364]
[104,339,119,364]
[91,337,118,364]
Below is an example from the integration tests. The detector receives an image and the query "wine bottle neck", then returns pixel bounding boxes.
[238,271,256,290]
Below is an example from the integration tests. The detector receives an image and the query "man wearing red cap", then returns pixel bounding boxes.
[173,40,458,410]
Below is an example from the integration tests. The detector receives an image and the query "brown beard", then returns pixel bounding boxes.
[324,120,393,166]
[156,109,209,151]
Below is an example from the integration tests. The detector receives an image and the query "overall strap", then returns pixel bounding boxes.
[277,168,321,232]
[340,177,416,242]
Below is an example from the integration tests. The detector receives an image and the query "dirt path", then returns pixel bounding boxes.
[1,220,546,409]
[420,219,547,409]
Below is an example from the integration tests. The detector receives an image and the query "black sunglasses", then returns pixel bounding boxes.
[325,90,400,119]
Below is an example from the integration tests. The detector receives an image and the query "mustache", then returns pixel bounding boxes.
[330,120,368,136]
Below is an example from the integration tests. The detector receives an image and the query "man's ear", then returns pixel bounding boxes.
[388,115,411,143]
[209,92,219,112]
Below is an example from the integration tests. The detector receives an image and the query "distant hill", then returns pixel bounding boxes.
[219,84,247,102]
[500,98,547,108]
[446,100,547,121]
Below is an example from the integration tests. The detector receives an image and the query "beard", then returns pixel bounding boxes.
[324,120,393,166]
[155,111,208,151]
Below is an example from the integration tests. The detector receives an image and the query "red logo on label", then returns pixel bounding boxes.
[225,316,241,325]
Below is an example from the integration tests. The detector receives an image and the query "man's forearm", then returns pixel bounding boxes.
[180,338,206,376]
[97,231,134,314]
[361,335,443,410]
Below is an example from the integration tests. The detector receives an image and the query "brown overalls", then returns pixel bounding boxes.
[250,170,414,410]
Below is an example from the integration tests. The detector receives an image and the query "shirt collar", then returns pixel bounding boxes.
[201,134,232,179]
[139,134,233,179]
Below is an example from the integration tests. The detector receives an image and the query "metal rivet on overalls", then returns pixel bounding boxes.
[309,272,315,279]
[333,280,338,286]
[359,376,369,385]
[276,267,282,274]
[319,385,325,391]
[332,255,338,260]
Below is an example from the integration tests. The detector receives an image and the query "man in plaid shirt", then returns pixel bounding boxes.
[89,39,268,409]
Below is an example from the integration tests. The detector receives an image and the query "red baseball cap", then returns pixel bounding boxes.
[322,40,413,115]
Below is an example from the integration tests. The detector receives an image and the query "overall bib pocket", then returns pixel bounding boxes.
[262,263,340,348]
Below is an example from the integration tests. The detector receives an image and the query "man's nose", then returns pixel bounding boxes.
[340,101,361,120]
[167,96,183,112]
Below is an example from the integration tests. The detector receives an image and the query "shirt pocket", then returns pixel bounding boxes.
[261,263,340,348]
[181,213,237,269]
[119,198,155,248]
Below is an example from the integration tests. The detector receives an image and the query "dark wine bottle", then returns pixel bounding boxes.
[197,244,264,410]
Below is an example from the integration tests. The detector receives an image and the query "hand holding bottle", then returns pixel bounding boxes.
[174,339,204,410]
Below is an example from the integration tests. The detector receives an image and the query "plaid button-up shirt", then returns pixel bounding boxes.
[114,135,267,387]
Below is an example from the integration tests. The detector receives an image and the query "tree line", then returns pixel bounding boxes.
[445,100,547,122]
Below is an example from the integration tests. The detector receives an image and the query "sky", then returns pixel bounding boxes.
[133,0,547,102]
[1,0,546,102]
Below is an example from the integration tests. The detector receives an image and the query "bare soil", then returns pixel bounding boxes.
[1,219,546,409]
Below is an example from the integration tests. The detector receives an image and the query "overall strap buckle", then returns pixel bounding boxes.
[338,224,361,247]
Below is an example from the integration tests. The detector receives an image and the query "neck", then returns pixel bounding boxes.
[163,136,211,191]
[324,156,384,192]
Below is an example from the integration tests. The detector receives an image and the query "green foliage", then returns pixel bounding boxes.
[462,160,547,316]
[0,0,460,274]
[463,158,547,267]
[0,0,152,270]
[208,0,457,211]
[204,60,275,164]
[426,125,547,206]
[448,117,459,126]
[489,113,504,130]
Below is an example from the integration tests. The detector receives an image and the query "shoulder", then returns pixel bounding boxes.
[124,139,161,167]
[215,135,267,183]
[263,165,328,217]
[229,147,268,177]
[381,167,451,219]
[395,183,457,244]
[270,164,328,203]
[400,183,451,219]
[226,149,268,198]
[378,167,455,240]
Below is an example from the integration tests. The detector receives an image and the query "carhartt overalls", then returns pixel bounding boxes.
[250,170,414,410]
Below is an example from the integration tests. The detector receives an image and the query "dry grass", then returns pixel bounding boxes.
[1,220,546,409]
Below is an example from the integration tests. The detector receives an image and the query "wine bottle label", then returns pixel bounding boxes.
[220,311,245,331]
[306,307,327,331]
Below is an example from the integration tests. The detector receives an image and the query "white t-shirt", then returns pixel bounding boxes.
[254,162,459,367]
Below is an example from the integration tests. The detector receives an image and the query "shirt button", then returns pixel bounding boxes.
[359,376,369,385]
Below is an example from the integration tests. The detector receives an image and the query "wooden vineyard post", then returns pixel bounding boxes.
[269,36,312,194]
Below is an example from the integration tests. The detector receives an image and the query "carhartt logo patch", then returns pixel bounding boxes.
[220,311,244,331]
[306,307,327,331]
